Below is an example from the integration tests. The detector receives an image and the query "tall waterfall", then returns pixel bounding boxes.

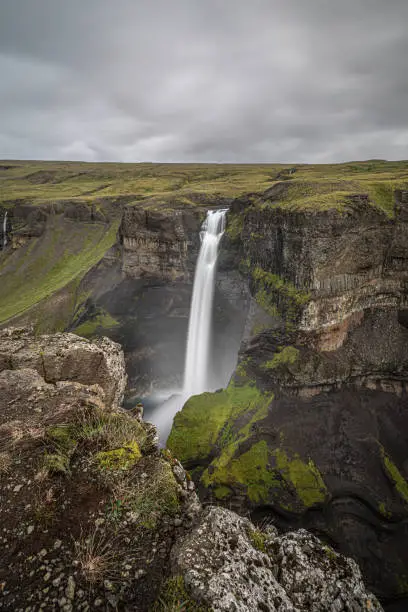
[183,208,228,396]
[2,211,7,249]
[147,208,227,443]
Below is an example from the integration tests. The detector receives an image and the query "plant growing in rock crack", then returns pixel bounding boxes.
[151,576,210,612]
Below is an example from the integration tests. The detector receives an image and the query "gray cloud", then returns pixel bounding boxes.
[1,0,408,162]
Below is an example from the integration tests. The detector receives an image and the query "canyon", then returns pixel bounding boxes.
[1,160,408,609]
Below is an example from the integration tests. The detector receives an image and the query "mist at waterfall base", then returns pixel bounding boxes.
[147,209,229,444]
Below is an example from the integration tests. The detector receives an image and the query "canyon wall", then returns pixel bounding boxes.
[169,188,408,605]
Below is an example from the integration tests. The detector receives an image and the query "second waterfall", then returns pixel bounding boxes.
[183,208,228,397]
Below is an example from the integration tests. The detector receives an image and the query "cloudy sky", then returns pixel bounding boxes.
[1,0,407,163]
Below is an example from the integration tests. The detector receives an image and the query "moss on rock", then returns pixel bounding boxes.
[94,441,142,471]
[381,447,408,504]
[272,448,327,507]
[262,346,300,370]
[168,382,271,464]
[46,425,77,455]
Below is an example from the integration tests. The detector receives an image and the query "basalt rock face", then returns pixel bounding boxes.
[169,190,408,605]
[119,205,203,281]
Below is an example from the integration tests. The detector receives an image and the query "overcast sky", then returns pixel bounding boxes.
[1,0,407,163]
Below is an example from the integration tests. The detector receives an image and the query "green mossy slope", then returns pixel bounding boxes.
[0,217,119,324]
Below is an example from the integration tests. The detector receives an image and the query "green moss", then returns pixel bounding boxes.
[168,383,272,464]
[323,545,337,561]
[213,485,232,500]
[262,346,300,370]
[253,267,310,306]
[378,502,392,518]
[43,452,70,475]
[203,440,279,504]
[94,441,141,471]
[151,575,210,612]
[248,528,267,553]
[273,448,327,506]
[225,213,244,241]
[46,425,77,455]
[74,311,119,338]
[235,356,253,379]
[381,448,408,504]
[252,266,310,331]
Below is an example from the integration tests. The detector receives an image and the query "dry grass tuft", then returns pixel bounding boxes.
[74,527,121,585]
[0,452,12,473]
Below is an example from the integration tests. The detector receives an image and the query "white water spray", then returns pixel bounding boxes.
[183,208,228,396]
[147,208,227,442]
[2,211,7,249]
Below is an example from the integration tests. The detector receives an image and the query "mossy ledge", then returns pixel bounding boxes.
[167,381,273,467]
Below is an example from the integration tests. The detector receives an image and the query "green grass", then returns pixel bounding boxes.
[2,159,407,211]
[151,575,211,611]
[0,218,119,322]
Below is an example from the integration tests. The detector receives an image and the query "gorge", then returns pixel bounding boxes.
[1,160,408,610]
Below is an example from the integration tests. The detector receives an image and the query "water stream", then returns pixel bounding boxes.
[148,208,228,442]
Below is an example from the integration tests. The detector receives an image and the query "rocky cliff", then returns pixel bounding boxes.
[169,187,408,606]
[0,328,381,612]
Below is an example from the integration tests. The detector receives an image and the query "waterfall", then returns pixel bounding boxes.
[146,208,227,443]
[2,211,7,249]
[183,208,228,396]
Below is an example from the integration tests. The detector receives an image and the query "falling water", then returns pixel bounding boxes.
[183,208,228,396]
[2,211,7,249]
[147,208,227,442]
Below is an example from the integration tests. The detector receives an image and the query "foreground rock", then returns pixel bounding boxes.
[0,327,127,408]
[172,507,382,612]
[0,329,381,611]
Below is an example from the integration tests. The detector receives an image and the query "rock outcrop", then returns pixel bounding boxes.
[172,506,381,612]
[0,327,127,408]
[0,329,381,611]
